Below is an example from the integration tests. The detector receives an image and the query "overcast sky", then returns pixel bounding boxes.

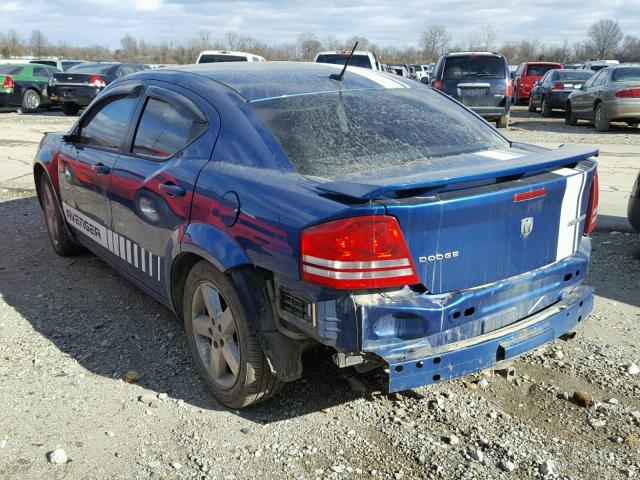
[1,0,638,49]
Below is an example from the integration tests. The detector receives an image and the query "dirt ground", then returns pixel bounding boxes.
[0,106,639,479]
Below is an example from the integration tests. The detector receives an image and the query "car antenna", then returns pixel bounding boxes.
[330,41,359,81]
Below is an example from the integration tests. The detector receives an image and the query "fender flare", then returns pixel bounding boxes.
[179,222,251,272]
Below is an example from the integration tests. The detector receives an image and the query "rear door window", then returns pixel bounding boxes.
[132,97,205,159]
[443,56,505,80]
[79,96,139,150]
[32,67,50,78]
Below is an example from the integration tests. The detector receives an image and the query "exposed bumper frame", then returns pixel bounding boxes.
[385,285,593,392]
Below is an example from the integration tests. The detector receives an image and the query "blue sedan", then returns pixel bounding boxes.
[34,62,598,407]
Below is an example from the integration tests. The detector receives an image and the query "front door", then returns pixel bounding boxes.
[57,93,140,253]
[108,82,219,295]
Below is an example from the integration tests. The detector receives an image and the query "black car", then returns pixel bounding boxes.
[429,52,511,128]
[49,62,147,115]
[529,69,594,116]
[629,170,640,233]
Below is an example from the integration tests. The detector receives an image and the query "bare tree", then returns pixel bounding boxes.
[419,25,451,61]
[620,35,640,62]
[296,32,321,61]
[587,19,623,59]
[119,34,139,60]
[29,29,47,57]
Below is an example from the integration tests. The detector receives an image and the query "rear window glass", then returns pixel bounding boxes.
[555,70,593,81]
[525,64,558,76]
[250,89,507,178]
[67,63,116,74]
[199,54,247,63]
[315,54,373,69]
[613,67,640,82]
[0,66,23,75]
[443,56,505,80]
[61,61,85,70]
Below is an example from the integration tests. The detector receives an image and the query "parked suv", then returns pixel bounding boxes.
[430,52,511,128]
[196,51,266,63]
[513,62,563,104]
[314,50,383,70]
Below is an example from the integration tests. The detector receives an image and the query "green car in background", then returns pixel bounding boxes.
[0,63,61,113]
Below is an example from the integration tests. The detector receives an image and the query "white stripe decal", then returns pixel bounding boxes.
[118,236,126,261]
[141,247,146,273]
[61,203,109,249]
[148,252,153,277]
[554,168,585,261]
[303,264,415,280]
[106,229,112,252]
[133,245,138,268]
[475,150,523,161]
[157,255,161,282]
[112,232,118,255]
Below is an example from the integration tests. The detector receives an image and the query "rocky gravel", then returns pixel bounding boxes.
[0,107,639,479]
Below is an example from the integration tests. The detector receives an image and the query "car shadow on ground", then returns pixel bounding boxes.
[0,195,377,423]
[509,107,639,135]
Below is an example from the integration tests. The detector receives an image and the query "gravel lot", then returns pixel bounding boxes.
[0,107,639,479]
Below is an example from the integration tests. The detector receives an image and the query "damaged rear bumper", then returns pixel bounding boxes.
[384,286,593,392]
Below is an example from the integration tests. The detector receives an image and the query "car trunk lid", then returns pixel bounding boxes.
[318,145,598,294]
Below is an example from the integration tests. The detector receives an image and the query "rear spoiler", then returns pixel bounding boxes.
[317,145,598,200]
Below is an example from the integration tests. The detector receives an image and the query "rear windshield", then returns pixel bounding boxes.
[61,61,85,70]
[199,54,247,63]
[525,64,558,76]
[316,54,373,69]
[613,67,640,82]
[443,56,505,80]
[0,66,23,75]
[250,89,507,178]
[66,64,116,74]
[555,70,593,81]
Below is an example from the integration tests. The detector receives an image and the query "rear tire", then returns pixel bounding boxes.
[61,102,80,116]
[528,99,537,112]
[513,89,521,106]
[496,114,509,129]
[541,96,552,117]
[183,261,283,408]
[594,103,610,132]
[565,103,578,125]
[39,175,82,257]
[21,89,41,113]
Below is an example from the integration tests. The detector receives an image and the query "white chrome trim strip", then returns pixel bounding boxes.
[302,255,410,270]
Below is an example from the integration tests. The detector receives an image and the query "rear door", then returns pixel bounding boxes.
[440,55,507,108]
[57,87,141,252]
[108,81,220,295]
[572,70,604,116]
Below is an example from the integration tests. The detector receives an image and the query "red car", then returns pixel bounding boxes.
[513,62,563,104]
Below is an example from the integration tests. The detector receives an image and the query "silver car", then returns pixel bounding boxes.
[565,65,640,131]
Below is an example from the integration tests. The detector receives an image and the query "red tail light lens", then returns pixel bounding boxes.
[3,76,14,90]
[88,76,106,88]
[615,88,640,98]
[300,216,419,289]
[552,82,564,91]
[433,80,442,90]
[584,171,599,234]
[505,79,513,98]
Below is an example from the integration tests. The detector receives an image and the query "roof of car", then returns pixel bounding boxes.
[170,61,417,102]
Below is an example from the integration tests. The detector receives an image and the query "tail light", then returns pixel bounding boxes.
[615,89,640,98]
[505,79,513,98]
[3,76,14,91]
[300,216,419,289]
[433,79,442,90]
[584,171,599,234]
[552,82,564,91]
[88,76,106,88]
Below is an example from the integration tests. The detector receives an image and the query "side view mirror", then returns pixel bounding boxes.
[421,76,429,85]
[510,72,515,80]
[62,133,80,143]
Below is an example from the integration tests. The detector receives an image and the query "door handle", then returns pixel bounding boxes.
[159,182,185,197]
[92,163,110,175]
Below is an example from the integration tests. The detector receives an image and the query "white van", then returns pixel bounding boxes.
[196,51,266,64]
[314,50,383,71]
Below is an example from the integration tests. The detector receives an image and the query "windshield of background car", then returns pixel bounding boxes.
[67,64,116,74]
[555,70,593,81]
[526,64,557,76]
[199,55,248,63]
[443,56,505,80]
[612,67,640,82]
[250,88,508,178]
[0,66,23,75]
[315,54,373,69]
